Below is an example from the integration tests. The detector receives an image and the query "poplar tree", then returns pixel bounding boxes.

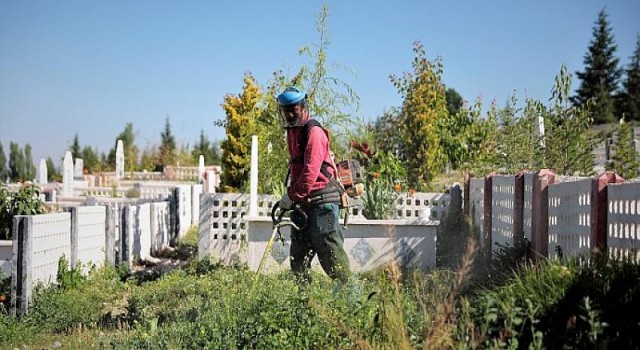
[573,9,622,124]
[606,118,639,179]
[619,35,640,121]
[46,157,61,182]
[544,65,598,175]
[219,73,261,192]
[0,142,8,182]
[23,144,36,181]
[8,142,25,182]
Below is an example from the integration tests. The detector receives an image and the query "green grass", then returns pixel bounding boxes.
[1,241,639,349]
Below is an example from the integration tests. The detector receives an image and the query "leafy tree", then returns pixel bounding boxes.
[46,157,61,182]
[439,95,495,171]
[159,117,177,166]
[218,72,262,192]
[390,41,448,190]
[192,129,220,165]
[489,96,542,174]
[108,123,139,173]
[0,142,8,182]
[23,144,36,181]
[8,142,25,182]
[543,65,599,175]
[619,35,640,122]
[572,9,622,124]
[69,133,81,160]
[81,146,101,173]
[139,145,158,171]
[445,87,463,117]
[606,118,639,179]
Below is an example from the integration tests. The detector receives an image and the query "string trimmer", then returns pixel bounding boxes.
[256,202,307,274]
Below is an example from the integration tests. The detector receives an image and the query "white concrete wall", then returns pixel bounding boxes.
[150,202,171,254]
[0,240,12,278]
[548,179,593,259]
[469,178,485,248]
[30,213,72,286]
[607,182,640,260]
[75,206,106,270]
[246,217,438,273]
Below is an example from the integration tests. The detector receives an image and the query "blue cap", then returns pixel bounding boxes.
[277,86,306,106]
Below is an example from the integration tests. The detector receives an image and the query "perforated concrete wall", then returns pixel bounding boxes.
[30,213,72,286]
[492,176,516,252]
[548,178,593,259]
[607,182,640,261]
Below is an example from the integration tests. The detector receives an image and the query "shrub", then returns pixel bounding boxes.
[0,183,45,240]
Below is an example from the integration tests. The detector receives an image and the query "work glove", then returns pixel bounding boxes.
[279,194,294,210]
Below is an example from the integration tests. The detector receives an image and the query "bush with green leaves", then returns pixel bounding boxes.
[0,183,45,240]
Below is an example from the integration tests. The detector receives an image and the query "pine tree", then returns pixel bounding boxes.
[606,118,639,179]
[620,35,640,122]
[573,9,622,124]
[192,129,220,165]
[0,142,8,182]
[219,73,261,192]
[70,133,81,160]
[159,117,177,166]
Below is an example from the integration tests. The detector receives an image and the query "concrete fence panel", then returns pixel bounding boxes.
[11,213,71,315]
[607,182,640,261]
[71,206,107,271]
[492,175,516,253]
[548,178,593,259]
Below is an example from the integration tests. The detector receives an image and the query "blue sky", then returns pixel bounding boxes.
[1,1,639,165]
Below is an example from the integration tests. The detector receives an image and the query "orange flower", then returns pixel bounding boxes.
[0,294,5,302]
[373,172,380,179]
[394,183,402,192]
[408,188,416,197]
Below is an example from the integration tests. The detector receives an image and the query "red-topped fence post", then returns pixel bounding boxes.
[590,171,624,254]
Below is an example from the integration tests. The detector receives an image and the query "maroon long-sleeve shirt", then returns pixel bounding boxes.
[286,118,336,202]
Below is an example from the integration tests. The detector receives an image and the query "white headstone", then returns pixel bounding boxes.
[249,135,258,216]
[536,114,545,147]
[62,151,74,196]
[37,158,48,184]
[116,140,125,181]
[74,158,84,178]
[198,155,205,183]
[204,170,216,193]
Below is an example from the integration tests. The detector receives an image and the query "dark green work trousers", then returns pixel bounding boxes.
[290,203,351,284]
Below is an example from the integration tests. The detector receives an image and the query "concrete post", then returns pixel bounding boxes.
[68,207,78,268]
[483,173,497,260]
[105,205,116,266]
[513,172,525,242]
[463,173,471,217]
[590,171,625,254]
[11,216,32,316]
[530,169,556,260]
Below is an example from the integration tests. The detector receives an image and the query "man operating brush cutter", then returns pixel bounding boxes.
[256,201,307,274]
